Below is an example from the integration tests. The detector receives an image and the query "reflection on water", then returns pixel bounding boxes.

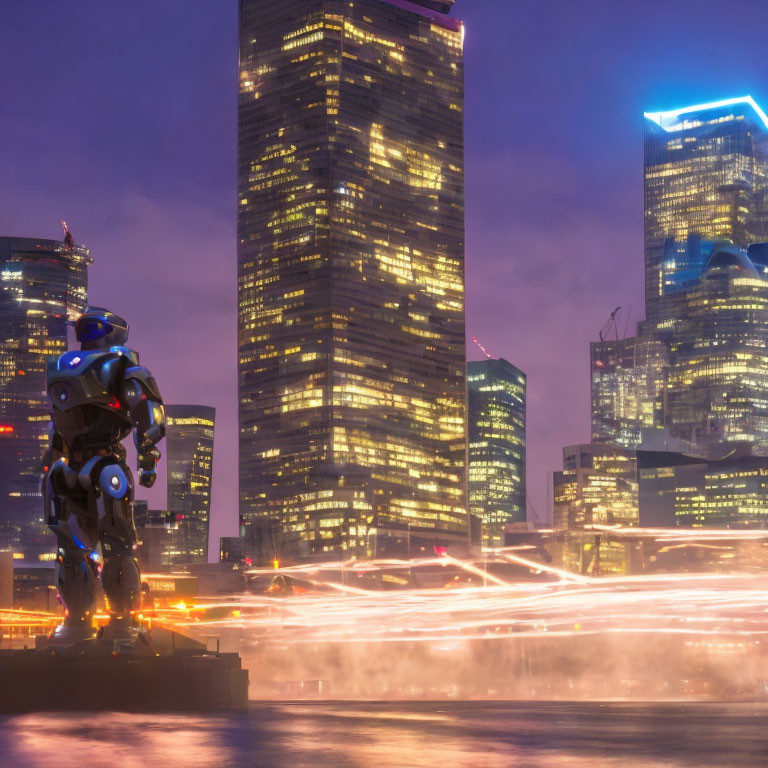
[1,702,767,767]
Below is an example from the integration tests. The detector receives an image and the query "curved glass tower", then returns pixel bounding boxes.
[664,243,768,447]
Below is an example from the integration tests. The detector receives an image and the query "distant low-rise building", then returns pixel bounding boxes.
[505,525,768,576]
[12,566,58,612]
[220,536,245,564]
[134,508,179,573]
[553,444,638,530]
[638,445,768,528]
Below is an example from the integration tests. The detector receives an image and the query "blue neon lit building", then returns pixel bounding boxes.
[644,96,768,323]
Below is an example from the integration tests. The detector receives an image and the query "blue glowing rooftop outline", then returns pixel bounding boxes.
[644,96,768,133]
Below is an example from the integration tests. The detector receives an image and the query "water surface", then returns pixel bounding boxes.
[2,702,767,767]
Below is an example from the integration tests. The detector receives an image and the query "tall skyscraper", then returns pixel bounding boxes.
[0,235,91,561]
[644,96,768,323]
[467,358,526,546]
[591,331,668,449]
[590,97,768,456]
[238,0,467,560]
[165,405,215,564]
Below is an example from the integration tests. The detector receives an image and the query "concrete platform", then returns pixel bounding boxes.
[0,642,249,713]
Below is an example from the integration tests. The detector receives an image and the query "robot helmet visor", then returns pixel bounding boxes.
[75,318,113,342]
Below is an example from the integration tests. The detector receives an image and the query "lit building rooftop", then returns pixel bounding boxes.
[644,95,768,133]
[379,0,462,31]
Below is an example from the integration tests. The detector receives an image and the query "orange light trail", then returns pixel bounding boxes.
[155,553,768,649]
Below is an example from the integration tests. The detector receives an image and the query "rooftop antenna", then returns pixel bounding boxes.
[60,219,74,250]
[472,336,493,360]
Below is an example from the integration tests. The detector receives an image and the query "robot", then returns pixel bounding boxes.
[43,307,165,645]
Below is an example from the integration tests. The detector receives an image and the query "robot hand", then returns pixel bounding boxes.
[137,448,160,488]
[139,469,157,489]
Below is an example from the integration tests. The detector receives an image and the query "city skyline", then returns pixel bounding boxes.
[4,1,768,548]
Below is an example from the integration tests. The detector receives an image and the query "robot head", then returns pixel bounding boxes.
[74,307,129,350]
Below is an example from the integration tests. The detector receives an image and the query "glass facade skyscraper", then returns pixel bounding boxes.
[467,358,526,546]
[0,236,91,561]
[238,0,467,560]
[590,332,668,449]
[165,405,215,565]
[663,243,768,448]
[588,98,768,456]
[644,97,768,323]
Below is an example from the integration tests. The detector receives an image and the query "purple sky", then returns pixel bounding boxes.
[2,1,768,553]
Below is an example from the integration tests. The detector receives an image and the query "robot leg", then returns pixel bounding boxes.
[90,459,142,633]
[45,460,98,643]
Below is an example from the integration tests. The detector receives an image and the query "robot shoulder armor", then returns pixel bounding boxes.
[50,349,112,380]
[124,365,162,401]
[110,346,140,365]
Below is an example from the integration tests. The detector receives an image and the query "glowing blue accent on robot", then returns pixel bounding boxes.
[72,535,85,550]
[90,551,102,564]
[644,96,768,133]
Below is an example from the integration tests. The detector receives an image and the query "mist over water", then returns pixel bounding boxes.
[172,557,768,701]
[6,557,768,766]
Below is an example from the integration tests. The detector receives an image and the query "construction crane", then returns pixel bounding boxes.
[60,219,74,250]
[598,306,622,343]
[472,336,493,360]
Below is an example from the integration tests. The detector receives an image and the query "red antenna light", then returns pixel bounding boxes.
[472,336,493,360]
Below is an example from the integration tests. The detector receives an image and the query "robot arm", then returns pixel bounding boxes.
[122,365,166,488]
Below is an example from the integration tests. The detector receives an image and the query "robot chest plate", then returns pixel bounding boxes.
[48,352,120,411]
